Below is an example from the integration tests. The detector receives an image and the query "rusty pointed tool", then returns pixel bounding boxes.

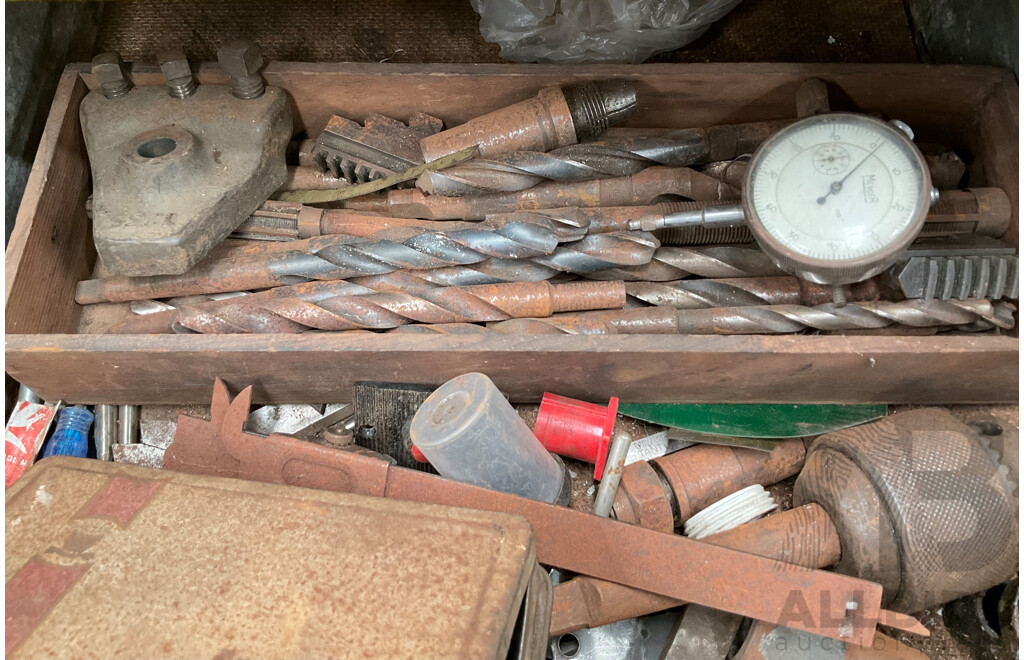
[163,379,909,648]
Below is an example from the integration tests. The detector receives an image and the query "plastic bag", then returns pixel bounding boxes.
[470,0,743,64]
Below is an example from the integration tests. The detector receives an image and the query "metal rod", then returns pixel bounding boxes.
[94,404,117,460]
[16,384,41,404]
[592,430,632,517]
[117,405,138,445]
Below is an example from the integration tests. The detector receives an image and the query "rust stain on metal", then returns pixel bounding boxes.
[550,504,843,635]
[163,380,900,648]
[6,456,540,659]
[421,86,577,162]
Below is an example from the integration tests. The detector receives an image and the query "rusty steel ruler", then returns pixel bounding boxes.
[164,379,927,648]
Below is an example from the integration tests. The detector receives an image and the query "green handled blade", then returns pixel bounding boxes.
[618,403,886,438]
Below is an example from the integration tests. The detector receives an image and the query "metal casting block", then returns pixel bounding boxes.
[80,84,292,275]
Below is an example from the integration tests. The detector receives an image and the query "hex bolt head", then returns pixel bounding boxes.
[217,40,265,99]
[158,49,197,99]
[92,52,132,99]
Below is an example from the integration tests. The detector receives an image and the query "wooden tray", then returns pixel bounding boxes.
[5,63,1019,404]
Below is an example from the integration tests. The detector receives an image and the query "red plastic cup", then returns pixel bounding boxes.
[533,393,619,480]
[411,444,428,463]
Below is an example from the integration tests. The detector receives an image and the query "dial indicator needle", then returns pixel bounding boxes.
[816,145,881,205]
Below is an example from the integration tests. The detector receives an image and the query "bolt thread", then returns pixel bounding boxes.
[167,78,197,99]
[101,80,132,99]
[565,81,609,139]
[563,80,637,141]
[230,74,265,99]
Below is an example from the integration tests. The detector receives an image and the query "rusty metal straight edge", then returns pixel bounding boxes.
[164,379,891,647]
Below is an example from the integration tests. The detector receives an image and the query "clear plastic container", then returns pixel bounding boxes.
[410,373,565,503]
[43,406,95,458]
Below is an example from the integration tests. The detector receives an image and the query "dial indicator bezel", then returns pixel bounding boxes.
[743,112,932,284]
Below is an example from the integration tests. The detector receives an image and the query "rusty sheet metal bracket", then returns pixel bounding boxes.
[163,379,915,647]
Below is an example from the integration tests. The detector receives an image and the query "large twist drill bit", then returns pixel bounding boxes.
[77,221,653,304]
[169,280,626,334]
[113,268,562,333]
[671,299,1015,334]
[624,277,891,309]
[464,299,1013,335]
[584,245,784,282]
[343,167,739,220]
[417,120,791,196]
[485,188,1013,244]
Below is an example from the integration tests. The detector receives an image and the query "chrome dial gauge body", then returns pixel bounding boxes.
[743,113,931,285]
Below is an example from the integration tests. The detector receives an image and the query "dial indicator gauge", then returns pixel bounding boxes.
[743,113,931,285]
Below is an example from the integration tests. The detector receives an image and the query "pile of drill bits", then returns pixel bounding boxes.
[76,78,1018,339]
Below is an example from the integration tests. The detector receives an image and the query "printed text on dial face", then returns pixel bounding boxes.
[750,118,925,262]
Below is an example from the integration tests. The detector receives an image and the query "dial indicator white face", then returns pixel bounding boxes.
[747,114,927,266]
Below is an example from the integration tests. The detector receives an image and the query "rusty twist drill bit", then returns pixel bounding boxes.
[418,120,791,196]
[672,298,1015,334]
[585,245,785,282]
[344,167,739,220]
[624,277,888,309]
[114,268,569,334]
[77,231,657,305]
[473,299,1013,335]
[171,280,626,334]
